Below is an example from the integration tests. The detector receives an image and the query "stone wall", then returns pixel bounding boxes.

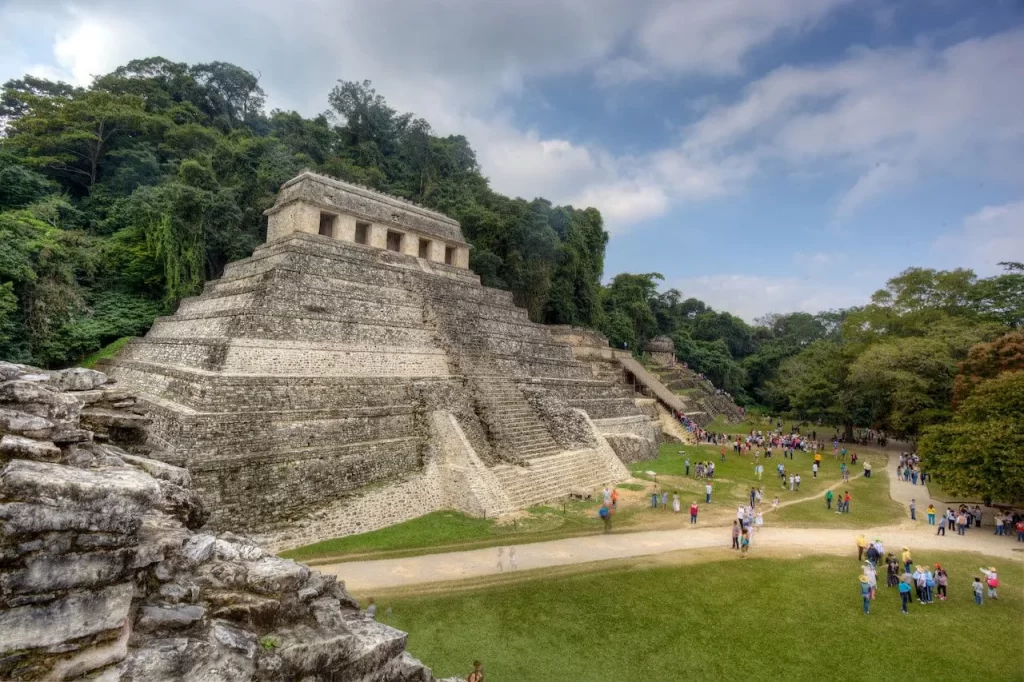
[0,361,440,681]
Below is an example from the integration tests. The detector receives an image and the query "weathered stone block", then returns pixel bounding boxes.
[0,582,133,654]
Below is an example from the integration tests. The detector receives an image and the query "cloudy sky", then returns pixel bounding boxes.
[2,0,1024,319]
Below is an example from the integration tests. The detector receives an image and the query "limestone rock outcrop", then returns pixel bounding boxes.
[0,362,437,681]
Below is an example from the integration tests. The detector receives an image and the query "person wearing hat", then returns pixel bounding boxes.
[912,565,925,604]
[863,562,878,599]
[980,567,999,599]
[859,574,871,614]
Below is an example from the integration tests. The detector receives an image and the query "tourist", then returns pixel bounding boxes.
[794,473,801,491]
[957,510,968,535]
[509,546,517,571]
[860,574,871,614]
[705,482,712,504]
[863,461,871,478]
[935,565,948,601]
[863,562,877,600]
[662,490,669,510]
[755,510,763,529]
[685,458,690,476]
[740,530,750,557]
[599,504,612,533]
[917,561,933,602]
[842,491,851,513]
[365,597,377,619]
[980,567,999,599]
[936,515,946,536]
[825,489,833,510]
[731,521,740,549]
[902,547,913,573]
[672,492,680,513]
[755,463,763,480]
[690,501,699,524]
[772,496,779,510]
[603,486,611,505]
[973,577,984,605]
[909,499,916,521]
[497,547,505,571]
[924,566,935,604]
[468,660,485,682]
[898,578,912,614]
[788,474,794,492]
[927,504,936,525]
[611,487,619,510]
[651,487,659,509]
[812,462,818,479]
[857,535,868,561]
[972,505,983,528]
[886,555,899,587]
[946,508,956,531]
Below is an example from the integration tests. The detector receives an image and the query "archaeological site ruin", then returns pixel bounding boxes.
[104,171,675,549]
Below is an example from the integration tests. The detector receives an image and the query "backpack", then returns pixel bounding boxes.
[987,577,998,588]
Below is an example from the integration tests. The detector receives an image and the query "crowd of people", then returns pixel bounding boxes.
[897,452,929,485]
[856,535,1001,614]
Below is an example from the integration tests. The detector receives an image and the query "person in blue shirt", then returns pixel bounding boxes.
[860,575,871,614]
[898,580,912,613]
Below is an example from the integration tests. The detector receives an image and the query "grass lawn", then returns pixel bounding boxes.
[282,502,631,563]
[79,336,132,368]
[384,551,1022,681]
[770,468,905,527]
[630,442,891,515]
[703,415,771,435]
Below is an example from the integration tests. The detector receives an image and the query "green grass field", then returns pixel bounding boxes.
[282,503,625,563]
[771,468,905,527]
[631,442,891,513]
[384,552,1022,681]
[79,336,132,368]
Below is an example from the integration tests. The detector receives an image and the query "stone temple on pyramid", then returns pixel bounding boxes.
[107,171,674,549]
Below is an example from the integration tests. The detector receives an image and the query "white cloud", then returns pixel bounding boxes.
[635,0,855,77]
[674,273,874,321]
[932,200,1024,275]
[684,30,1024,219]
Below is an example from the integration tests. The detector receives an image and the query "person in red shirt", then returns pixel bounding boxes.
[689,502,699,524]
[844,491,852,513]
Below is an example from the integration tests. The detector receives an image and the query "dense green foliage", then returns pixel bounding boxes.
[920,331,1024,504]
[0,59,606,366]
[597,267,1019,441]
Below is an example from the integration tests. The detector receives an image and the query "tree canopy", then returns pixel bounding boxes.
[0,59,606,366]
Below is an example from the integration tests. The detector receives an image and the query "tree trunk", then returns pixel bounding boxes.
[843,421,854,442]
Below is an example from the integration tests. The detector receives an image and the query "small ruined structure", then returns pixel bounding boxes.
[643,336,676,366]
[106,172,659,548]
[0,362,438,681]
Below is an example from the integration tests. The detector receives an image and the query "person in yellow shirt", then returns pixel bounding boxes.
[814,452,823,465]
[857,534,868,561]
[926,504,937,525]
[902,547,912,573]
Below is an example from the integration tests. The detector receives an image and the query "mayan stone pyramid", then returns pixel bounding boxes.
[108,172,659,547]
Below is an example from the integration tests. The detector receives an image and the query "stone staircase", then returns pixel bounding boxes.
[474,379,560,461]
[491,448,624,509]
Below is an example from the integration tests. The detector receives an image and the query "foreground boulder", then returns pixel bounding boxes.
[0,362,439,681]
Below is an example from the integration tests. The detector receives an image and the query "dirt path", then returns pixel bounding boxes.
[316,452,1021,591]
[320,523,1021,591]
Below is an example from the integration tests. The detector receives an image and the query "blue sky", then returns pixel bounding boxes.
[2,0,1023,319]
